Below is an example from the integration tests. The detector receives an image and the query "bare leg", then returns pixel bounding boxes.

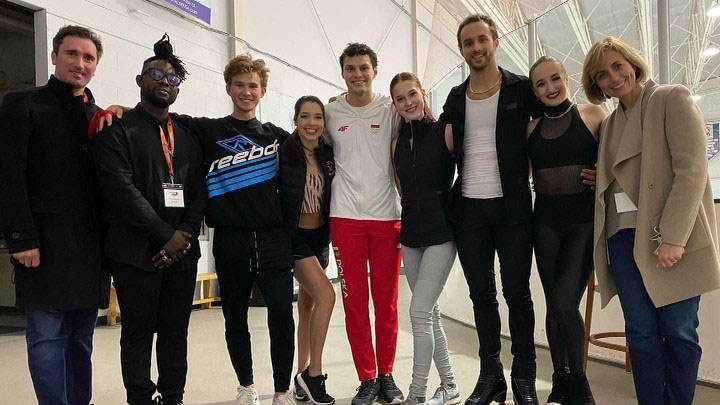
[296,284,314,373]
[293,256,336,376]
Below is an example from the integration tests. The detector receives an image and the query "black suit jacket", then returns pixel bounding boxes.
[0,76,109,310]
[93,105,206,272]
[440,67,541,223]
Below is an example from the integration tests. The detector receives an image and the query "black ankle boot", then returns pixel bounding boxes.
[566,373,594,405]
[546,371,568,404]
[464,372,507,405]
[511,377,539,405]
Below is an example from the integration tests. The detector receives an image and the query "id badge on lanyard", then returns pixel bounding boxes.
[160,118,185,208]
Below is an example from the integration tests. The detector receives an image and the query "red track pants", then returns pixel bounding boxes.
[330,218,402,381]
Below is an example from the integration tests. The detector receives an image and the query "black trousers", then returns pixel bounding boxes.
[111,261,198,405]
[454,197,536,378]
[213,227,295,392]
[533,219,593,374]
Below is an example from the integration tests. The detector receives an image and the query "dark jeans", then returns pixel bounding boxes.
[111,262,198,405]
[213,227,295,392]
[608,229,702,405]
[454,197,536,378]
[533,219,594,374]
[25,308,98,405]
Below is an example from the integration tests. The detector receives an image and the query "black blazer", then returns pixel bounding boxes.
[0,76,109,310]
[440,67,541,223]
[278,132,334,235]
[93,105,206,272]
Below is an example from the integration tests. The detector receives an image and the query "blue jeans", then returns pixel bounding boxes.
[607,229,701,405]
[25,308,98,405]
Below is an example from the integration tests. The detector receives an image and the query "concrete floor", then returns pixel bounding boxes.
[1,278,719,405]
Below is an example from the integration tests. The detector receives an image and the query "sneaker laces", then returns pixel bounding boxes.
[357,380,376,396]
[379,374,399,391]
[311,374,330,395]
[274,391,294,405]
[236,386,257,401]
[431,386,446,399]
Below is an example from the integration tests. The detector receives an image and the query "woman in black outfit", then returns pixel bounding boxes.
[525,56,605,405]
[278,96,336,405]
[389,73,460,405]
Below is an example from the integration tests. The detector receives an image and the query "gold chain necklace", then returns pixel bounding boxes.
[468,74,501,95]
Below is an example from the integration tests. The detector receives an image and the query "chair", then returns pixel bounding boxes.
[106,283,120,326]
[193,272,220,309]
[583,271,631,372]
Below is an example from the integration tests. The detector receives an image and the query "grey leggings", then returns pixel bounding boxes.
[402,241,457,398]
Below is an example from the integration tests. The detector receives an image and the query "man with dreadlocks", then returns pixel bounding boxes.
[93,35,206,405]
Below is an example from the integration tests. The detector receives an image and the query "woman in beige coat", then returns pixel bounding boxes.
[581,37,720,405]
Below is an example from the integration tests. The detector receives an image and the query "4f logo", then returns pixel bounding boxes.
[338,125,349,133]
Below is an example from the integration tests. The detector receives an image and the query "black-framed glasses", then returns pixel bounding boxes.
[142,68,182,86]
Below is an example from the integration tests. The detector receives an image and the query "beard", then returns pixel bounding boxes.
[466,50,494,72]
[142,87,176,108]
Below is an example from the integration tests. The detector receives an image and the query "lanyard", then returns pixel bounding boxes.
[159,117,175,183]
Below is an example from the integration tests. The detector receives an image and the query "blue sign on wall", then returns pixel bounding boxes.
[163,0,211,24]
[707,122,720,160]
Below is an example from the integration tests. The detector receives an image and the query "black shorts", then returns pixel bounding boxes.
[292,225,330,269]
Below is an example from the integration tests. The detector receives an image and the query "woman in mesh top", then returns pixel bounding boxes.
[525,56,605,405]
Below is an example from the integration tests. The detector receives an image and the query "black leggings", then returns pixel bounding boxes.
[533,219,593,374]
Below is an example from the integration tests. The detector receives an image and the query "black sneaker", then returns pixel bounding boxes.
[352,379,380,405]
[377,374,404,404]
[295,373,310,401]
[297,368,335,405]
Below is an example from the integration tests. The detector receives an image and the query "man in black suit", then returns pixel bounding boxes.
[93,36,205,405]
[0,25,109,405]
[440,14,541,405]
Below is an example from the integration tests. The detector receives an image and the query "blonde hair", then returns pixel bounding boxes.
[529,55,567,86]
[224,54,270,88]
[581,37,649,104]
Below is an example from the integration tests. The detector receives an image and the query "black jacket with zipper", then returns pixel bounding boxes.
[278,132,334,236]
[439,67,541,224]
[393,116,455,247]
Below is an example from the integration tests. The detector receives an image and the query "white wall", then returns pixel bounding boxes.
[439,206,720,384]
[10,0,347,288]
[14,0,237,282]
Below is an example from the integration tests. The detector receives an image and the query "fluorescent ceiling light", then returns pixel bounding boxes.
[692,94,702,101]
[702,47,720,57]
[709,5,720,18]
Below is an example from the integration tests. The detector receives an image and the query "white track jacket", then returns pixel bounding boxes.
[324,93,401,220]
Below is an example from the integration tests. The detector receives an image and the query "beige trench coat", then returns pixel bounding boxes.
[594,80,720,308]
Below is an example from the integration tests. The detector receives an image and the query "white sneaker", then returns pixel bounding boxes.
[272,391,296,405]
[235,385,260,405]
[426,383,461,405]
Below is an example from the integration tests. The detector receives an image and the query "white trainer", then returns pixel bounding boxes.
[426,384,461,405]
[235,385,260,405]
[272,391,296,405]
